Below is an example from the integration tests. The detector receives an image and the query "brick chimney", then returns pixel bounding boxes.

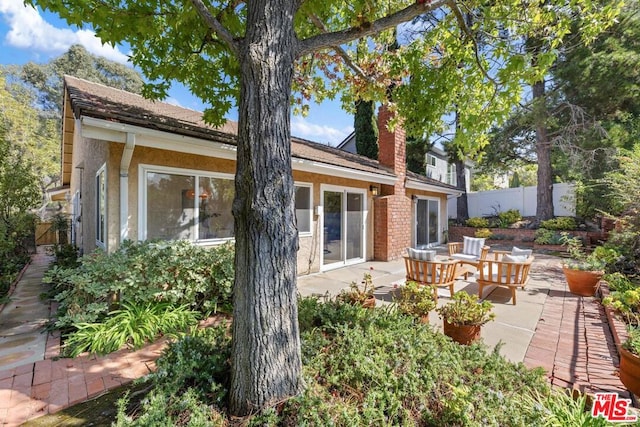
[377,105,406,196]
[373,104,411,261]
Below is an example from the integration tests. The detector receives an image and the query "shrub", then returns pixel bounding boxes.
[466,217,489,228]
[45,240,235,329]
[475,228,493,239]
[115,326,231,426]
[64,302,200,357]
[498,209,522,227]
[604,272,636,293]
[50,244,79,268]
[603,286,640,327]
[491,233,515,241]
[534,229,564,245]
[119,299,551,425]
[540,217,577,231]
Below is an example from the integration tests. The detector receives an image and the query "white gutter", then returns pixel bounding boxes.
[120,132,135,242]
[405,178,463,196]
[81,116,397,186]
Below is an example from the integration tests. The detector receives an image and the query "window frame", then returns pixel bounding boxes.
[426,154,437,168]
[139,164,235,244]
[294,182,313,237]
[96,164,107,248]
[139,164,314,243]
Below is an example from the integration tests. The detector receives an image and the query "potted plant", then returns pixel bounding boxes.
[395,281,437,323]
[603,285,640,395]
[560,233,612,297]
[337,272,376,308]
[436,292,495,345]
[619,327,640,396]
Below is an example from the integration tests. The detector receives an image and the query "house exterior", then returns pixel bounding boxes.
[61,76,461,274]
[338,134,472,192]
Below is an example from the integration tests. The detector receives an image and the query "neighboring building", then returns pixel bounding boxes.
[338,134,472,193]
[61,76,461,274]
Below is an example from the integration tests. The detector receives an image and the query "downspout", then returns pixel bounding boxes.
[120,133,136,244]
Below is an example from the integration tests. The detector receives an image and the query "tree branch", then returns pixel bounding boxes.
[298,0,449,56]
[307,14,374,83]
[189,0,240,55]
[447,0,498,87]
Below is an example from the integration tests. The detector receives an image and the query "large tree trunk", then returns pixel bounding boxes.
[533,78,554,222]
[229,1,303,416]
[454,158,469,221]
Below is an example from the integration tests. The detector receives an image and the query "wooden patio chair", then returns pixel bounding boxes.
[447,239,490,267]
[476,254,534,305]
[403,256,463,302]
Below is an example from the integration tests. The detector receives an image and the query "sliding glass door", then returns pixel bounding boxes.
[322,187,366,269]
[415,198,440,248]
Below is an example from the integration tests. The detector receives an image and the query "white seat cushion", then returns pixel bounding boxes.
[407,248,436,261]
[462,236,485,257]
[503,254,528,263]
[451,253,478,262]
[511,247,533,257]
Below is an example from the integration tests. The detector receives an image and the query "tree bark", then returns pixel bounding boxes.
[229,0,303,416]
[454,158,469,221]
[533,79,554,222]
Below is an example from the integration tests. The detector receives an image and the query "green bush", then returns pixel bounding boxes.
[118,299,553,425]
[115,326,231,426]
[498,209,522,227]
[466,217,489,228]
[45,240,235,329]
[0,213,36,299]
[534,229,564,245]
[604,272,636,293]
[64,302,200,357]
[475,228,493,239]
[540,217,578,230]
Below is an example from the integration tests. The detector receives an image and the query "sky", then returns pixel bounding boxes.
[0,0,355,146]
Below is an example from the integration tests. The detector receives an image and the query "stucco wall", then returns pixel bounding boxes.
[120,145,376,274]
[70,133,110,254]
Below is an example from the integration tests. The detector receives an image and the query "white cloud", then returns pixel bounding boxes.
[291,116,353,146]
[0,0,129,64]
[164,97,183,107]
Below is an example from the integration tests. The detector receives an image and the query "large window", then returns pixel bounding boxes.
[96,165,106,247]
[141,165,312,242]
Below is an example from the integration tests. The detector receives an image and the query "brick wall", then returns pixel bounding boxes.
[374,195,412,261]
[448,226,607,246]
[374,105,412,261]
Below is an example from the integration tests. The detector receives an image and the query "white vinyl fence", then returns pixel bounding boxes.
[448,183,575,219]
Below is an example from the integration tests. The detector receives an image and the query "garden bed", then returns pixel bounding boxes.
[449,226,605,248]
[0,259,30,314]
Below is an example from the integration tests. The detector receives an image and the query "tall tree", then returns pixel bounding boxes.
[30,0,619,416]
[0,76,59,194]
[354,99,378,159]
[19,44,144,114]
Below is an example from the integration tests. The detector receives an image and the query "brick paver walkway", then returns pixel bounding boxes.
[524,282,628,398]
[0,340,165,426]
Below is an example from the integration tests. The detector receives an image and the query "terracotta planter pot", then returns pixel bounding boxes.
[443,320,481,345]
[619,347,640,396]
[419,314,430,324]
[562,267,603,297]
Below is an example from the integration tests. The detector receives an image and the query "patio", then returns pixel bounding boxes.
[297,247,629,398]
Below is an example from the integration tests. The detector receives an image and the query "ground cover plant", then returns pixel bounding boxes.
[44,240,234,355]
[112,297,581,426]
